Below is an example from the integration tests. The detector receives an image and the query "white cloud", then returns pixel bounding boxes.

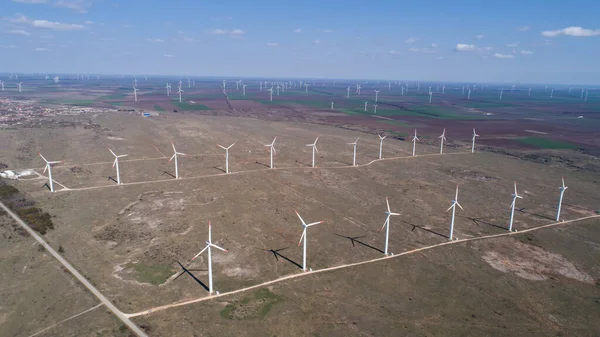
[494,53,514,59]
[163,54,174,58]
[404,37,417,44]
[408,47,436,53]
[320,29,333,33]
[209,28,246,39]
[8,29,31,36]
[431,43,438,48]
[388,50,401,55]
[12,0,48,3]
[265,42,279,47]
[33,47,49,51]
[542,26,600,37]
[293,28,302,33]
[6,15,85,31]
[454,43,478,52]
[182,37,194,42]
[145,38,164,43]
[483,46,494,51]
[506,43,519,48]
[1,44,18,48]
[517,26,530,31]
[520,50,534,55]
[209,28,228,35]
[312,39,321,45]
[84,20,93,25]
[53,0,93,14]
[100,37,116,41]
[475,34,485,39]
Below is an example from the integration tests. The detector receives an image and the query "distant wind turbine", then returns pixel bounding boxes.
[17,82,22,92]
[508,181,523,232]
[0,81,4,91]
[331,101,334,110]
[374,90,380,102]
[218,143,235,174]
[500,89,503,100]
[364,101,368,112]
[177,85,183,103]
[411,129,419,156]
[373,104,377,114]
[306,137,319,168]
[555,177,568,221]
[348,137,359,166]
[264,137,277,169]
[379,197,400,255]
[346,86,350,98]
[378,134,386,159]
[242,84,247,96]
[133,86,139,102]
[446,184,463,240]
[439,128,447,154]
[471,128,479,153]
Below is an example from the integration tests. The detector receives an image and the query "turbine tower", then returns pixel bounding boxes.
[242,84,247,96]
[17,82,22,92]
[165,82,171,96]
[439,128,447,154]
[446,184,463,240]
[467,89,471,100]
[306,137,319,168]
[500,89,503,100]
[330,101,334,110]
[108,148,128,185]
[374,90,380,102]
[295,211,323,272]
[0,81,4,91]
[268,87,274,101]
[168,143,186,179]
[555,177,568,221]
[218,143,235,174]
[39,153,62,192]
[133,86,138,102]
[346,86,350,98]
[508,181,523,232]
[177,85,184,103]
[378,134,386,159]
[264,137,277,169]
[379,197,400,255]
[348,137,359,166]
[471,128,479,153]
[364,101,368,112]
[373,104,378,114]
[190,221,228,294]
[411,129,419,156]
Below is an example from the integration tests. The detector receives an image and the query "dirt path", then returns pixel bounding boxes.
[28,303,103,337]
[0,201,149,337]
[124,214,600,318]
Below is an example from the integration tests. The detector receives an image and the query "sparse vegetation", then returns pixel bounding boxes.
[0,181,54,235]
[515,137,577,150]
[125,262,174,285]
[172,100,211,111]
[220,288,283,320]
[153,105,165,112]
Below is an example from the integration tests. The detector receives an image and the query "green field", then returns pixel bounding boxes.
[125,262,174,285]
[172,100,211,111]
[54,99,95,106]
[377,120,413,127]
[515,137,578,149]
[153,105,165,112]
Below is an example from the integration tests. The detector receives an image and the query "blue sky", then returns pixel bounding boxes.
[1,0,600,84]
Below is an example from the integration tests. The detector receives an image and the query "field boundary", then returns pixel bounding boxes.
[125,214,600,318]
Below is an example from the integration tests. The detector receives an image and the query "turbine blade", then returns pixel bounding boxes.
[172,143,177,152]
[43,164,48,174]
[112,158,117,168]
[191,245,209,261]
[38,152,48,163]
[314,146,318,153]
[386,197,391,213]
[210,244,228,252]
[117,154,128,158]
[314,137,319,144]
[456,202,464,211]
[295,211,306,226]
[298,229,305,246]
[380,217,389,231]
[307,221,323,227]
[218,145,226,150]
[446,204,455,212]
[228,143,236,149]
[168,153,176,162]
[108,148,117,157]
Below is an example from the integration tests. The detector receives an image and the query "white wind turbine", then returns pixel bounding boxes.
[378,134,386,159]
[374,90,380,102]
[305,83,309,92]
[330,101,334,110]
[348,137,359,166]
[411,129,419,156]
[108,148,127,185]
[295,211,323,272]
[508,181,523,232]
[38,153,62,193]
[446,184,463,240]
[528,88,532,97]
[264,137,277,169]
[133,86,139,102]
[187,78,191,88]
[242,84,247,96]
[177,85,183,103]
[467,89,471,100]
[401,86,404,95]
[168,143,186,179]
[17,82,22,92]
[373,104,378,114]
[165,82,171,96]
[555,177,568,221]
[364,101,368,112]
[471,128,479,153]
[217,143,235,174]
[379,197,400,255]
[0,81,4,91]
[499,88,503,100]
[268,87,274,101]
[550,89,554,99]
[439,128,447,154]
[429,91,433,103]
[306,137,319,168]
[235,80,242,91]
[346,86,350,98]
[190,221,228,294]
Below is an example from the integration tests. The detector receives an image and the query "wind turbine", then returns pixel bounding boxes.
[0,81,3,91]
[364,101,368,112]
[429,91,433,103]
[39,153,62,192]
[378,134,386,159]
[108,148,127,185]
[235,80,242,91]
[330,101,334,110]
[276,85,281,96]
[264,137,277,169]
[374,90,380,102]
[306,137,319,168]
[189,221,228,294]
[177,85,183,103]
[550,89,554,99]
[584,91,588,102]
[439,128,447,154]
[133,86,138,102]
[295,211,323,272]
[471,128,479,153]
[500,89,503,100]
[218,143,235,174]
[348,137,359,166]
[53,76,59,84]
[379,197,400,255]
[187,78,191,88]
[169,143,186,179]
[357,84,361,95]
[411,129,419,156]
[268,87,274,101]
[305,83,309,92]
[446,184,463,240]
[555,177,568,221]
[581,88,585,99]
[401,86,404,95]
[17,82,22,92]
[346,86,350,98]
[242,84,247,96]
[508,181,523,232]
[528,88,532,97]
[165,82,171,96]
[467,89,471,100]
[373,104,377,114]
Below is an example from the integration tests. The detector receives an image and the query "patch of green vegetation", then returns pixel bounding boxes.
[340,108,366,115]
[515,137,577,150]
[220,288,283,320]
[126,262,174,285]
[153,105,165,112]
[99,93,127,100]
[389,131,408,138]
[17,207,54,235]
[172,100,211,111]
[464,102,514,108]
[378,120,412,127]
[0,184,19,198]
